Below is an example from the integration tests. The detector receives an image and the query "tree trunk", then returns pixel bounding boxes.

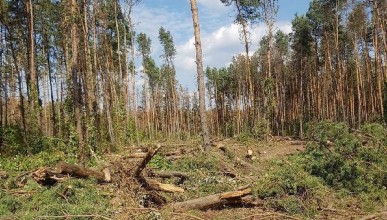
[26,0,40,131]
[190,0,210,150]
[71,0,85,162]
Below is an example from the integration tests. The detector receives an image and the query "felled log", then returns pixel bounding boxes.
[56,161,111,182]
[32,161,111,185]
[134,144,162,177]
[172,188,254,210]
[146,178,184,193]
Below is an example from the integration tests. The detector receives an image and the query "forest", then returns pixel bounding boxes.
[0,0,386,219]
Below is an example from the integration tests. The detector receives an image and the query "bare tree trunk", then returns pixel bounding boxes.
[71,0,85,162]
[26,0,41,131]
[190,0,210,150]
[353,36,362,126]
[372,0,384,120]
[235,1,254,126]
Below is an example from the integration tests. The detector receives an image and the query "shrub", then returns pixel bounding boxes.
[252,118,271,140]
[302,122,387,210]
[253,161,327,217]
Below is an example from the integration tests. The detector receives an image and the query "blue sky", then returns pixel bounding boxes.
[132,0,311,90]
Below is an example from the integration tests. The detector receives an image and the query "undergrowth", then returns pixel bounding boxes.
[253,160,328,217]
[0,151,109,219]
[0,178,111,219]
[251,122,386,217]
[302,122,387,210]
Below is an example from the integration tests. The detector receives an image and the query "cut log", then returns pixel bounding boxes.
[172,188,254,210]
[134,144,162,177]
[32,162,111,185]
[146,179,184,193]
[220,188,251,199]
[56,161,111,183]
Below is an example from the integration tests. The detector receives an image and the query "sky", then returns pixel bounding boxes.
[132,0,311,90]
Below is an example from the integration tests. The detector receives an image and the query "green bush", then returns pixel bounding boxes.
[302,122,387,210]
[0,125,25,156]
[253,161,327,217]
[252,118,271,140]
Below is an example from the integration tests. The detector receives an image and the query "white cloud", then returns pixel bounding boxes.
[174,21,292,89]
[197,0,228,11]
[132,4,193,57]
[130,1,292,90]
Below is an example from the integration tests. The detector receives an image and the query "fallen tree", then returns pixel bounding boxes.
[172,188,259,210]
[133,144,184,193]
[134,144,162,177]
[32,161,111,185]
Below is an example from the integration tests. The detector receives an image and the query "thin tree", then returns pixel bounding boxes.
[189,0,210,150]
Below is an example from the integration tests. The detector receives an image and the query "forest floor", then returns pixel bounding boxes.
[102,138,369,219]
[1,136,386,219]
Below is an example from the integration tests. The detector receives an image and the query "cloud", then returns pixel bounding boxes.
[130,1,292,90]
[197,0,228,11]
[132,4,193,57]
[174,21,292,89]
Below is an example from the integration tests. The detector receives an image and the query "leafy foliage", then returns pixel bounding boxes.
[253,160,327,216]
[302,122,387,209]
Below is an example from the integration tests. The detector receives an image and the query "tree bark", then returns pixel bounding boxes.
[190,0,210,150]
[172,188,254,210]
[71,0,85,161]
